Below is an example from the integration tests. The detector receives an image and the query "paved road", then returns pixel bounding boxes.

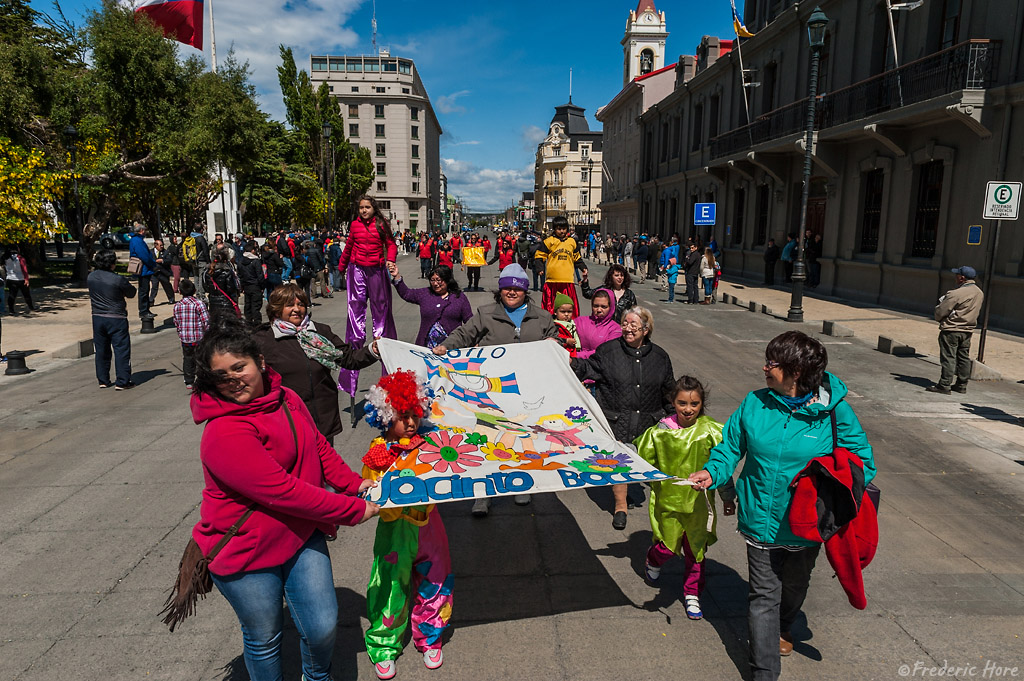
[2,250,1022,681]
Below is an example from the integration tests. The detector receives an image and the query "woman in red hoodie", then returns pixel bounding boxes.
[337,195,399,396]
[190,319,380,681]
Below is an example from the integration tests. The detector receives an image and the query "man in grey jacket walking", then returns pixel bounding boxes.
[927,266,985,395]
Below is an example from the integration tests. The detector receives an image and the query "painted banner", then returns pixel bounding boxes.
[461,246,486,267]
[367,338,673,508]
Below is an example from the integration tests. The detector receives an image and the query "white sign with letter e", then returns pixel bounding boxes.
[983,181,1021,220]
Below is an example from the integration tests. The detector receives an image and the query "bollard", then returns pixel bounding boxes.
[4,350,30,375]
[141,316,157,334]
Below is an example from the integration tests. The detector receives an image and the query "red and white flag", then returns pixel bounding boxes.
[124,0,204,51]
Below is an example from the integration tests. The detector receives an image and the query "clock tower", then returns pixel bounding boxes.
[622,0,668,87]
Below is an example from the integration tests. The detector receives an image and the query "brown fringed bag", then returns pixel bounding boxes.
[160,401,299,632]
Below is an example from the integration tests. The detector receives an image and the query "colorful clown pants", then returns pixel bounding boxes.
[365,510,453,664]
[339,264,397,396]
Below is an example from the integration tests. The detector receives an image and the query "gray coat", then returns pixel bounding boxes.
[442,301,557,348]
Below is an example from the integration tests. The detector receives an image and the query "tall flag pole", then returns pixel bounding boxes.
[729,0,755,126]
[208,0,218,73]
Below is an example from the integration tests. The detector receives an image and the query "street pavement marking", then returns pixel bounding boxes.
[686,320,703,328]
[890,412,1022,420]
[662,309,677,316]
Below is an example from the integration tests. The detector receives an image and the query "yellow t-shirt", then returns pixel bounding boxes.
[535,236,580,283]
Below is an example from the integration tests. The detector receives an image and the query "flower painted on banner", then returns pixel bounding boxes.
[394,448,434,477]
[465,432,488,446]
[564,406,588,422]
[418,431,484,474]
[481,441,519,462]
[569,451,633,474]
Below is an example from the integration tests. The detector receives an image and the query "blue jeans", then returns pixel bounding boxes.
[281,257,293,281]
[703,277,714,296]
[92,316,132,386]
[667,279,677,301]
[212,532,338,681]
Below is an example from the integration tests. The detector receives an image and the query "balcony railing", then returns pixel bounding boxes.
[709,39,1001,160]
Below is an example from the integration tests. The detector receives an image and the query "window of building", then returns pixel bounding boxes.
[691,103,704,152]
[328,85,334,92]
[412,182,420,193]
[818,34,831,93]
[346,60,361,72]
[411,106,419,120]
[410,201,420,211]
[402,87,410,94]
[375,104,385,118]
[762,62,778,114]
[732,188,746,245]
[411,125,419,139]
[552,146,561,156]
[378,200,391,209]
[351,86,359,93]
[398,61,412,74]
[755,184,770,245]
[375,143,386,156]
[312,58,327,71]
[383,60,397,72]
[375,86,386,93]
[941,0,961,49]
[581,145,590,159]
[329,59,343,71]
[553,169,561,184]
[375,124,386,137]
[366,61,381,72]
[661,121,670,162]
[349,124,359,137]
[376,162,386,175]
[580,190,589,207]
[348,104,359,118]
[859,169,884,253]
[411,144,419,158]
[412,163,420,177]
[709,95,721,139]
[911,161,944,257]
[580,168,590,183]
[377,181,387,192]
[672,116,682,158]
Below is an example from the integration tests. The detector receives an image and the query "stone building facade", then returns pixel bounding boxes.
[534,103,604,230]
[310,52,442,233]
[637,0,1024,331]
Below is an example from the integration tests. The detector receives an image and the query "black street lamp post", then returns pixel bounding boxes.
[586,157,595,230]
[788,7,829,323]
[64,125,89,284]
[322,121,332,231]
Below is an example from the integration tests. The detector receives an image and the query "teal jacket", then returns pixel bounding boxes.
[704,372,875,547]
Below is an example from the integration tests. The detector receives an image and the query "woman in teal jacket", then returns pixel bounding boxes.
[690,331,875,681]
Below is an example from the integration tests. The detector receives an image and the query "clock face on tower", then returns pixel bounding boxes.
[642,11,655,23]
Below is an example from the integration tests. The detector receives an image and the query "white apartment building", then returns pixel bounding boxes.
[534,102,604,231]
[310,52,442,233]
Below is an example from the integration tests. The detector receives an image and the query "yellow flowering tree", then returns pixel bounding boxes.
[0,137,72,243]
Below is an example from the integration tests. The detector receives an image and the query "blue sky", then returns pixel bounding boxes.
[33,0,735,211]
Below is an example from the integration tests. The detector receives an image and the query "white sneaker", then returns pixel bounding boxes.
[471,497,490,517]
[374,659,396,680]
[423,648,444,670]
[644,560,661,583]
[514,494,531,506]
[684,594,703,620]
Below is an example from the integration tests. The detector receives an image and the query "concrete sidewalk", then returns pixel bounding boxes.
[714,277,1024,384]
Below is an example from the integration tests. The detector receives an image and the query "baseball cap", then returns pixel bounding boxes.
[951,266,977,278]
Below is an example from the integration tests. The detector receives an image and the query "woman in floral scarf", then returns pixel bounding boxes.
[253,283,380,444]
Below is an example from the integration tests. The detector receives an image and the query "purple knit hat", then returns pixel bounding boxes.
[498,263,529,291]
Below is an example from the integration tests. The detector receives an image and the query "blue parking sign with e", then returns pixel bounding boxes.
[694,203,716,225]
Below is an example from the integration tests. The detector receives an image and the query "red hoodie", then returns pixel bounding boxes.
[190,369,367,575]
[338,217,398,270]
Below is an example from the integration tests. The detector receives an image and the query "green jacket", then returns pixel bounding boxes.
[704,372,875,547]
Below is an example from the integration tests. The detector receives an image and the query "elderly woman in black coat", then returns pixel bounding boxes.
[571,305,675,530]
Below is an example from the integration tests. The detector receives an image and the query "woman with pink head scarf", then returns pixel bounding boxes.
[574,288,621,359]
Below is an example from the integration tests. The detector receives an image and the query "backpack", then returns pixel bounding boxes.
[182,236,198,263]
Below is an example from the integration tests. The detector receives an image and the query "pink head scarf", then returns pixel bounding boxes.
[574,288,621,359]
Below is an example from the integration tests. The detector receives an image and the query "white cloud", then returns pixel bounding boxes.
[207,0,365,120]
[521,124,546,153]
[442,158,533,212]
[435,90,471,115]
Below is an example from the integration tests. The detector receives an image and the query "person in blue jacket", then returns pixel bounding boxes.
[128,222,157,320]
[690,330,875,681]
[658,236,680,291]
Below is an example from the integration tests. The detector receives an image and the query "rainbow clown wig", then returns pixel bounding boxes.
[363,369,434,431]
